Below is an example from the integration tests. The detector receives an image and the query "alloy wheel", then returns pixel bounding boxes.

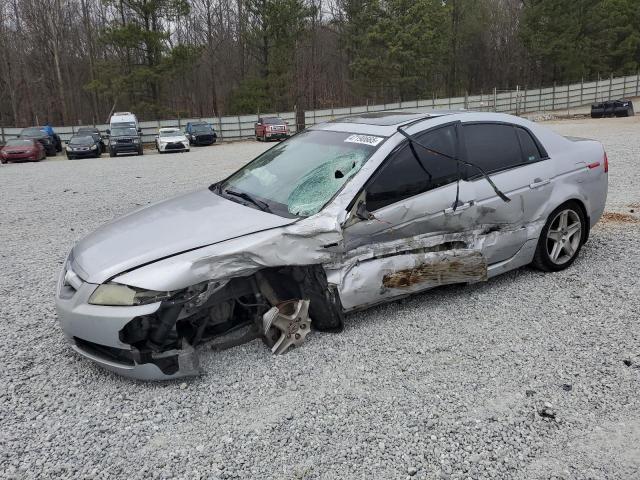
[545,209,582,265]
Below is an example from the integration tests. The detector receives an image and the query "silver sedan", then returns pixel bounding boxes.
[55,111,608,380]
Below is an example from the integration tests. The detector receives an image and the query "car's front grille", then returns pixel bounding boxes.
[117,139,133,144]
[74,337,135,366]
[7,151,27,155]
[166,142,185,150]
[196,134,213,142]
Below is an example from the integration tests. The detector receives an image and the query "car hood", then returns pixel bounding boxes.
[72,189,297,284]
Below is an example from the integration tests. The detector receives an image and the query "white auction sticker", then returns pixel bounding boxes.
[344,134,384,146]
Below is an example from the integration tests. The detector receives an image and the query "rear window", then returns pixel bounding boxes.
[264,117,284,124]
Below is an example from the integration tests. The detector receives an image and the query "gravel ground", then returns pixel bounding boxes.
[1,120,639,480]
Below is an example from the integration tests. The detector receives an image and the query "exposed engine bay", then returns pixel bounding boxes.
[117,265,344,376]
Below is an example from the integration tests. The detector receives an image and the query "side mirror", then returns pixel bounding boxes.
[355,200,373,221]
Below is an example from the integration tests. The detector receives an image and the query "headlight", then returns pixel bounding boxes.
[89,283,175,306]
[88,282,208,306]
[133,138,140,144]
[66,146,72,152]
[90,145,97,150]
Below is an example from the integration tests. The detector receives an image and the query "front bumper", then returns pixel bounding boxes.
[193,134,216,145]
[55,267,200,380]
[158,141,188,152]
[1,153,37,162]
[111,142,141,154]
[265,132,288,140]
[67,149,98,158]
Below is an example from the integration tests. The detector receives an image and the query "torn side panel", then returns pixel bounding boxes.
[334,249,488,310]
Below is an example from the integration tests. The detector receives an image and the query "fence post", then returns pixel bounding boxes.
[237,116,242,140]
[1,127,4,144]
[552,83,556,111]
[623,75,627,97]
[432,93,435,110]
[217,116,222,141]
[464,91,468,110]
[523,87,527,114]
[493,87,497,112]
[580,77,584,105]
[608,73,613,100]
[538,85,542,112]
[566,83,570,115]
[636,70,639,96]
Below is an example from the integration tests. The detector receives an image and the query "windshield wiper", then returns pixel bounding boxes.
[224,189,272,213]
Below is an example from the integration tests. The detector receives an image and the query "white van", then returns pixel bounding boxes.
[109,112,138,130]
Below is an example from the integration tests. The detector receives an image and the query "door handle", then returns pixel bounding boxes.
[529,178,550,189]
[444,201,473,215]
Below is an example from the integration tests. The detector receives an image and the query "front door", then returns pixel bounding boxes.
[337,123,487,311]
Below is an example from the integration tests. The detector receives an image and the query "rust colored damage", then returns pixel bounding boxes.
[383,250,488,289]
[601,212,639,224]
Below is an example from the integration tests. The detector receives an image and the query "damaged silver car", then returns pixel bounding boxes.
[55,111,608,380]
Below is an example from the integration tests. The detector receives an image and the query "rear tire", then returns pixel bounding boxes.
[532,201,586,272]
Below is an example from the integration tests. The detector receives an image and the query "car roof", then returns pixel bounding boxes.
[312,110,458,136]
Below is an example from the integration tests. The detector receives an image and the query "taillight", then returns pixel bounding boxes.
[603,151,608,173]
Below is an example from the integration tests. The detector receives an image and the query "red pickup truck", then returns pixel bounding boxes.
[255,117,289,141]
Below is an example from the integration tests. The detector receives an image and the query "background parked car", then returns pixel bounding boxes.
[254,116,289,141]
[184,122,217,146]
[66,135,102,159]
[0,138,45,163]
[107,125,143,157]
[19,127,57,156]
[156,128,190,153]
[76,127,106,153]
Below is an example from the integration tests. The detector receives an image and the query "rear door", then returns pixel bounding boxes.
[338,123,485,310]
[460,122,554,264]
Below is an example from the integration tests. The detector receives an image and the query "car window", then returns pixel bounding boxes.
[516,127,541,163]
[366,125,459,211]
[462,124,522,176]
[70,136,93,144]
[6,139,34,147]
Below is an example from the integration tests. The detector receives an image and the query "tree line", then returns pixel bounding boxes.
[0,0,638,126]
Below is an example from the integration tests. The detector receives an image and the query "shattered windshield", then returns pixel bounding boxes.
[219,130,384,217]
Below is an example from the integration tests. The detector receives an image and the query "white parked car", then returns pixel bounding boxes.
[156,128,190,153]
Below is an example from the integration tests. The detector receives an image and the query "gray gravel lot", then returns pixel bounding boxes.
[1,120,639,480]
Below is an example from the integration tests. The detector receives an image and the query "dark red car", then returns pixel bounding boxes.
[255,116,289,141]
[0,138,46,164]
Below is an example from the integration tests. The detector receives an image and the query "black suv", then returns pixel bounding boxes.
[19,127,60,156]
[107,126,143,157]
[185,122,217,146]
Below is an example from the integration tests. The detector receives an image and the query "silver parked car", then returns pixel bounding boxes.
[55,111,608,380]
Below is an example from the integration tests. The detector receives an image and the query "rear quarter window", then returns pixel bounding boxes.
[516,127,542,163]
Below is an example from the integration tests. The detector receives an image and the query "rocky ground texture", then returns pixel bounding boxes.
[1,118,639,479]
